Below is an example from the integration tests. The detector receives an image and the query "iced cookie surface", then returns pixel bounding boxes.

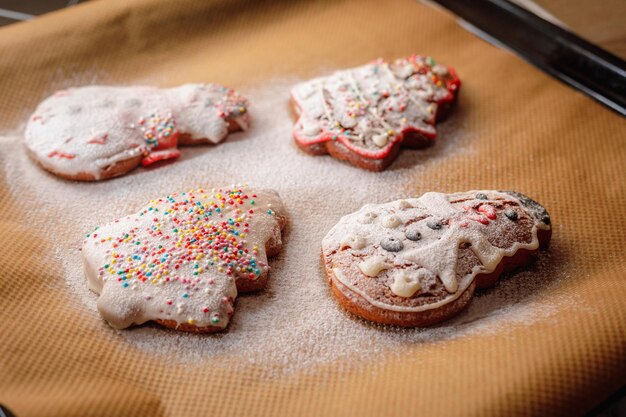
[82,186,286,333]
[26,84,249,180]
[291,55,460,171]
[322,191,551,326]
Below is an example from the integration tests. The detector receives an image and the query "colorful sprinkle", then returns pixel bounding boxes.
[91,187,268,300]
[138,112,177,148]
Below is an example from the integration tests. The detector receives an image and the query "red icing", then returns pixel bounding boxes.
[292,117,439,160]
[478,204,497,220]
[141,149,181,166]
[136,112,181,166]
[87,133,109,145]
[48,150,76,159]
[469,215,490,225]
[154,130,178,151]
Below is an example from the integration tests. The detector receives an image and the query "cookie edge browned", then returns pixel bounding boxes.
[322,197,552,327]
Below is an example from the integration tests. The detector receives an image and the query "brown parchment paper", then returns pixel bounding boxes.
[0,0,625,416]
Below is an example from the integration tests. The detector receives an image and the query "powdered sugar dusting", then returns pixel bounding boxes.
[1,78,572,376]
[24,84,248,179]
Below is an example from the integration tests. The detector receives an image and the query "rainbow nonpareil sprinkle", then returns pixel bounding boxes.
[87,187,271,300]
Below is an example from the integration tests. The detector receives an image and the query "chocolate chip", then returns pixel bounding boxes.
[501,191,550,224]
[475,193,488,200]
[405,227,422,241]
[542,215,551,225]
[504,209,518,221]
[426,218,442,230]
[381,237,404,252]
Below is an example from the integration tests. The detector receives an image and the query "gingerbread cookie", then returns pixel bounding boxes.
[82,186,286,333]
[322,191,551,327]
[25,84,249,181]
[291,55,460,171]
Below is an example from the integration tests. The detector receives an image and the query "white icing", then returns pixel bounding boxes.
[333,267,465,313]
[358,211,378,224]
[291,55,459,157]
[25,84,248,179]
[372,133,389,147]
[389,270,422,298]
[302,121,321,137]
[381,215,401,228]
[358,256,388,277]
[82,186,284,330]
[94,146,144,169]
[340,234,366,250]
[400,221,523,293]
[418,191,458,218]
[324,191,550,312]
